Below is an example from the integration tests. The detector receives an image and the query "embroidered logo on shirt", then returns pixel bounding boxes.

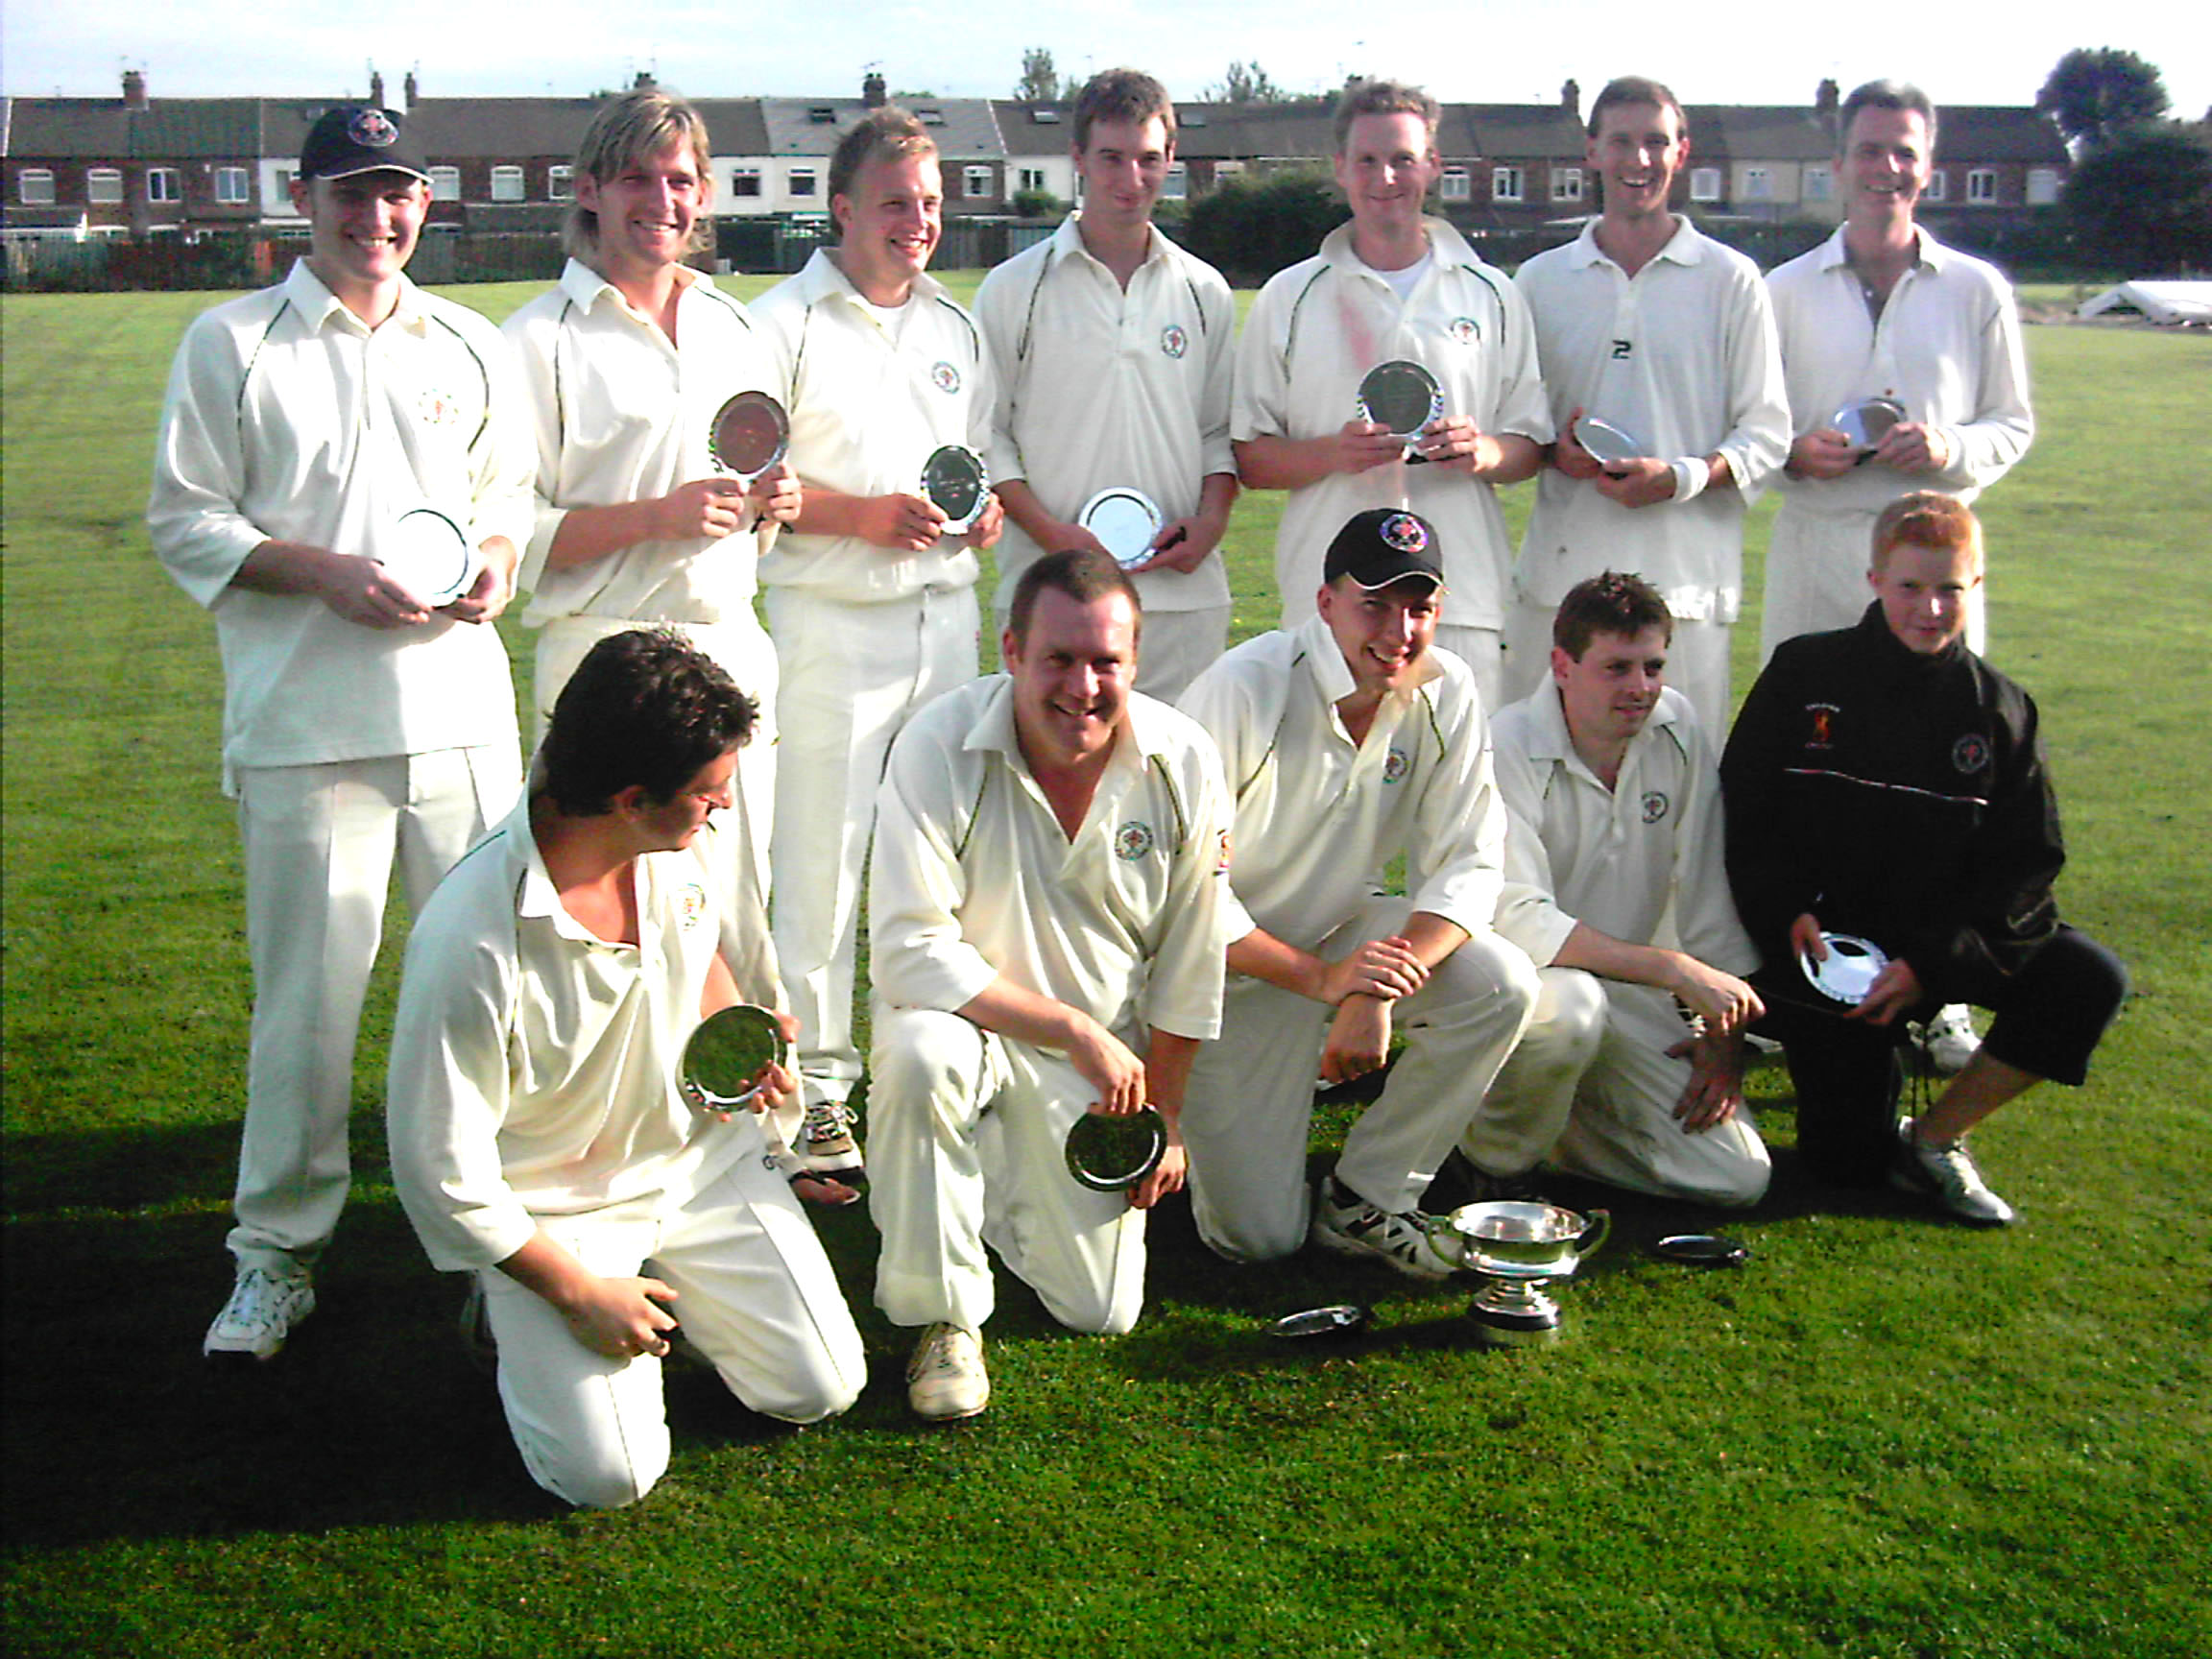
[1448,316,1480,345]
[1161,324,1189,359]
[1115,821,1156,861]
[1642,790,1671,824]
[1381,512,1429,554]
[675,883,708,930]
[1382,747,1410,783]
[349,108,399,149]
[1952,733,1990,775]
[931,361,961,395]
[1806,704,1839,749]
[1215,828,1232,874]
[417,386,461,426]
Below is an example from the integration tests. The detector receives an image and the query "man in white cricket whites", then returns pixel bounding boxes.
[387,630,862,1507]
[1506,75,1790,734]
[1470,571,1769,1208]
[752,107,1004,1181]
[975,67,1238,702]
[1234,78,1550,712]
[1177,509,1540,1273]
[1764,79,2034,1074]
[503,89,800,994]
[867,551,1232,1420]
[149,105,531,1360]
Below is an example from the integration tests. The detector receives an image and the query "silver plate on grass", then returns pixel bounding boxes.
[1799,932,1888,1006]
[1078,487,1164,570]
[382,507,475,607]
[709,389,789,483]
[1834,397,1906,453]
[679,1003,789,1114]
[1269,1304,1371,1340]
[1575,415,1644,469]
[1655,1233,1751,1267]
[920,444,990,535]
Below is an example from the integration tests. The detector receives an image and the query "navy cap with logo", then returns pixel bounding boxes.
[300,106,430,183]
[1323,508,1445,591]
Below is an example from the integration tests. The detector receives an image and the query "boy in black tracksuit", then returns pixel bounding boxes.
[1721,492,2126,1220]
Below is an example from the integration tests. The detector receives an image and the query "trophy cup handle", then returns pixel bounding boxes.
[1419,1213,1467,1270]
[1570,1209,1611,1262]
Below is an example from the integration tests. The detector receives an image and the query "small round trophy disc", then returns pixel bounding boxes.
[382,507,475,607]
[679,1003,789,1114]
[1654,1233,1751,1267]
[708,390,789,483]
[1575,415,1644,470]
[1269,1304,1371,1340]
[920,444,990,535]
[1077,487,1164,570]
[1833,397,1906,453]
[1064,1106,1167,1191]
[1356,359,1444,448]
[1799,931,1889,1005]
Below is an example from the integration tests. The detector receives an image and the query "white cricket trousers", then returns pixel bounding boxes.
[478,1147,865,1509]
[869,1006,1150,1337]
[1179,899,1541,1262]
[765,586,978,1107]
[1761,504,1986,663]
[1465,967,1770,1208]
[231,746,519,1274]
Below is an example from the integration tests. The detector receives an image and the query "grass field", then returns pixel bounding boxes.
[4,279,2209,1659]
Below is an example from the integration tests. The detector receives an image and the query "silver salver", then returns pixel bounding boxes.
[380,506,477,608]
[1063,1106,1167,1192]
[1799,931,1889,1006]
[920,444,990,536]
[1833,397,1907,455]
[1356,359,1444,460]
[1077,486,1164,570]
[1574,415,1645,471]
[679,1003,789,1114]
[708,389,790,484]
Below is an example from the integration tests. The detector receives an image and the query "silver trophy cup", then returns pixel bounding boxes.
[1426,1200,1609,1346]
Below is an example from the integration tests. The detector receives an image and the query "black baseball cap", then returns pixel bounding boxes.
[1322,508,1444,591]
[300,106,430,183]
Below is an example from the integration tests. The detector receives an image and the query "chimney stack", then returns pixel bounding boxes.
[862,72,888,109]
[122,69,149,110]
[634,69,657,91]
[371,68,386,109]
[1561,78,1580,121]
[1816,78,1839,116]
[404,68,419,108]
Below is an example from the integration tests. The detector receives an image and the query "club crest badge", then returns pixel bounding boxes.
[1953,733,1990,775]
[1806,704,1839,749]
[1215,828,1232,874]
[1115,822,1156,862]
[931,361,961,395]
[676,883,708,930]
[1382,747,1410,784]
[1447,316,1479,345]
[1161,324,1189,359]
[1380,512,1429,554]
[349,108,398,149]
[417,386,460,427]
[1642,790,1670,824]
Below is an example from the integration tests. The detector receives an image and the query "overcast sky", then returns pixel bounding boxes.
[7,2,2207,127]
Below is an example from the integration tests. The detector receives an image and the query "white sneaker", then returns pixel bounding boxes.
[1310,1176,1458,1281]
[797,1099,865,1176]
[1919,1004,1981,1074]
[905,1323,989,1421]
[1890,1117,2016,1226]
[204,1265,315,1359]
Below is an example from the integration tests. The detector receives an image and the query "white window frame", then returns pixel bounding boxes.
[428,165,461,202]
[489,165,525,203]
[1018,167,1046,193]
[19,168,56,205]
[146,167,182,204]
[1551,166,1582,203]
[2027,168,2059,206]
[963,164,992,200]
[1689,167,1721,203]
[1491,166,1524,204]
[1162,161,1188,200]
[87,168,124,204]
[214,166,252,204]
[1440,167,1471,203]
[547,165,574,202]
[1744,167,1771,202]
[788,166,818,198]
[1967,169,1998,204]
[1803,165,1832,203]
[733,167,762,198]
[1923,170,1948,203]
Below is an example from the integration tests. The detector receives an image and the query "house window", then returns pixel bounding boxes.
[1967,169,1997,204]
[1491,166,1524,204]
[88,168,124,204]
[1019,167,1046,193]
[1803,165,1832,203]
[1690,167,1721,203]
[1162,162,1188,200]
[215,167,251,204]
[1440,167,1470,202]
[964,165,993,199]
[146,167,182,204]
[429,165,461,202]
[547,165,574,202]
[1744,168,1771,202]
[1923,170,1947,202]
[733,168,762,198]
[789,167,818,198]
[2027,168,2059,206]
[19,169,56,205]
[490,165,525,203]
[1551,167,1582,203]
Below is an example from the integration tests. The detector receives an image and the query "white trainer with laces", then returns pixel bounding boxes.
[798,1099,865,1176]
[1891,1117,2016,1226]
[204,1265,316,1359]
[906,1322,989,1421]
[1310,1176,1459,1281]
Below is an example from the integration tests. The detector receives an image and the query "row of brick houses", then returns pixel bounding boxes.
[2,67,2070,246]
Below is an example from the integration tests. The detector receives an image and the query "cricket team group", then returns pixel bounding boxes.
[146,63,2128,1506]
